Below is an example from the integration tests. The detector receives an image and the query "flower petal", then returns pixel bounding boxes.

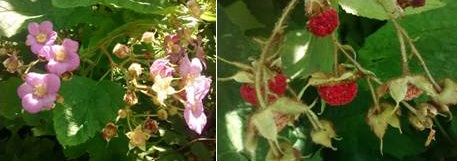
[44,74,61,94]
[21,94,43,113]
[184,107,207,135]
[26,35,37,46]
[30,44,44,55]
[28,22,39,35]
[46,60,68,75]
[17,83,33,98]
[66,52,80,71]
[39,21,53,33]
[45,31,58,46]
[62,38,79,53]
[25,72,46,85]
[38,94,57,111]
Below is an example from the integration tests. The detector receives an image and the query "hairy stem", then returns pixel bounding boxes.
[399,27,441,91]
[254,0,298,108]
[391,17,410,75]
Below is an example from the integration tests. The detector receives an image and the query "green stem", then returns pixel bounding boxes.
[391,17,410,75]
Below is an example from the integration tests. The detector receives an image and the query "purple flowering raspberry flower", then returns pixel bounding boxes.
[17,73,61,113]
[150,58,174,78]
[25,21,57,58]
[179,55,211,134]
[46,38,80,75]
[179,55,203,79]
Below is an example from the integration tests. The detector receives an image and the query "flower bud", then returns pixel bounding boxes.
[2,54,23,73]
[102,122,118,141]
[167,106,178,116]
[112,43,130,59]
[141,32,155,44]
[186,0,202,18]
[128,63,143,78]
[157,109,168,120]
[117,108,129,121]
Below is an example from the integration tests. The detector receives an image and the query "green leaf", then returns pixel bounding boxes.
[252,109,277,140]
[191,142,213,161]
[223,0,265,32]
[358,0,457,81]
[53,76,124,146]
[269,97,308,115]
[339,0,446,20]
[0,78,22,120]
[51,0,177,15]
[280,30,334,79]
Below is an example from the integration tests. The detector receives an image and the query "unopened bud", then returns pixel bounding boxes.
[128,63,142,78]
[112,43,130,59]
[117,109,129,120]
[157,109,168,120]
[167,106,178,116]
[141,32,155,44]
[186,0,202,18]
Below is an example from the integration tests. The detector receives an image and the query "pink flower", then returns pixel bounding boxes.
[25,21,57,58]
[46,38,80,75]
[184,103,207,135]
[179,55,203,78]
[185,76,211,109]
[17,73,61,113]
[180,55,211,134]
[150,58,174,78]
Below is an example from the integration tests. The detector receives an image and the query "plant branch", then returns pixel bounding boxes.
[390,17,410,75]
[255,0,298,108]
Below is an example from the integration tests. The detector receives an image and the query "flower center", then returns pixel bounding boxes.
[33,84,47,97]
[36,33,47,44]
[55,49,66,62]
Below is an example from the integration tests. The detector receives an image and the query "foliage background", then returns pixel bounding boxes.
[0,0,215,160]
[217,0,457,160]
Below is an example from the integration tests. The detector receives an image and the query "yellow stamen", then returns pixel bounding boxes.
[36,33,47,43]
[55,49,66,62]
[33,84,47,97]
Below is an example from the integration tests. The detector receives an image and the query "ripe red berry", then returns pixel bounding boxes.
[317,81,358,106]
[268,73,288,96]
[404,84,423,101]
[307,9,339,37]
[240,84,259,106]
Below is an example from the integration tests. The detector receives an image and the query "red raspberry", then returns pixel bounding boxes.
[306,9,339,37]
[317,81,358,106]
[411,0,425,8]
[240,84,277,107]
[404,84,423,101]
[240,84,259,106]
[268,74,288,96]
